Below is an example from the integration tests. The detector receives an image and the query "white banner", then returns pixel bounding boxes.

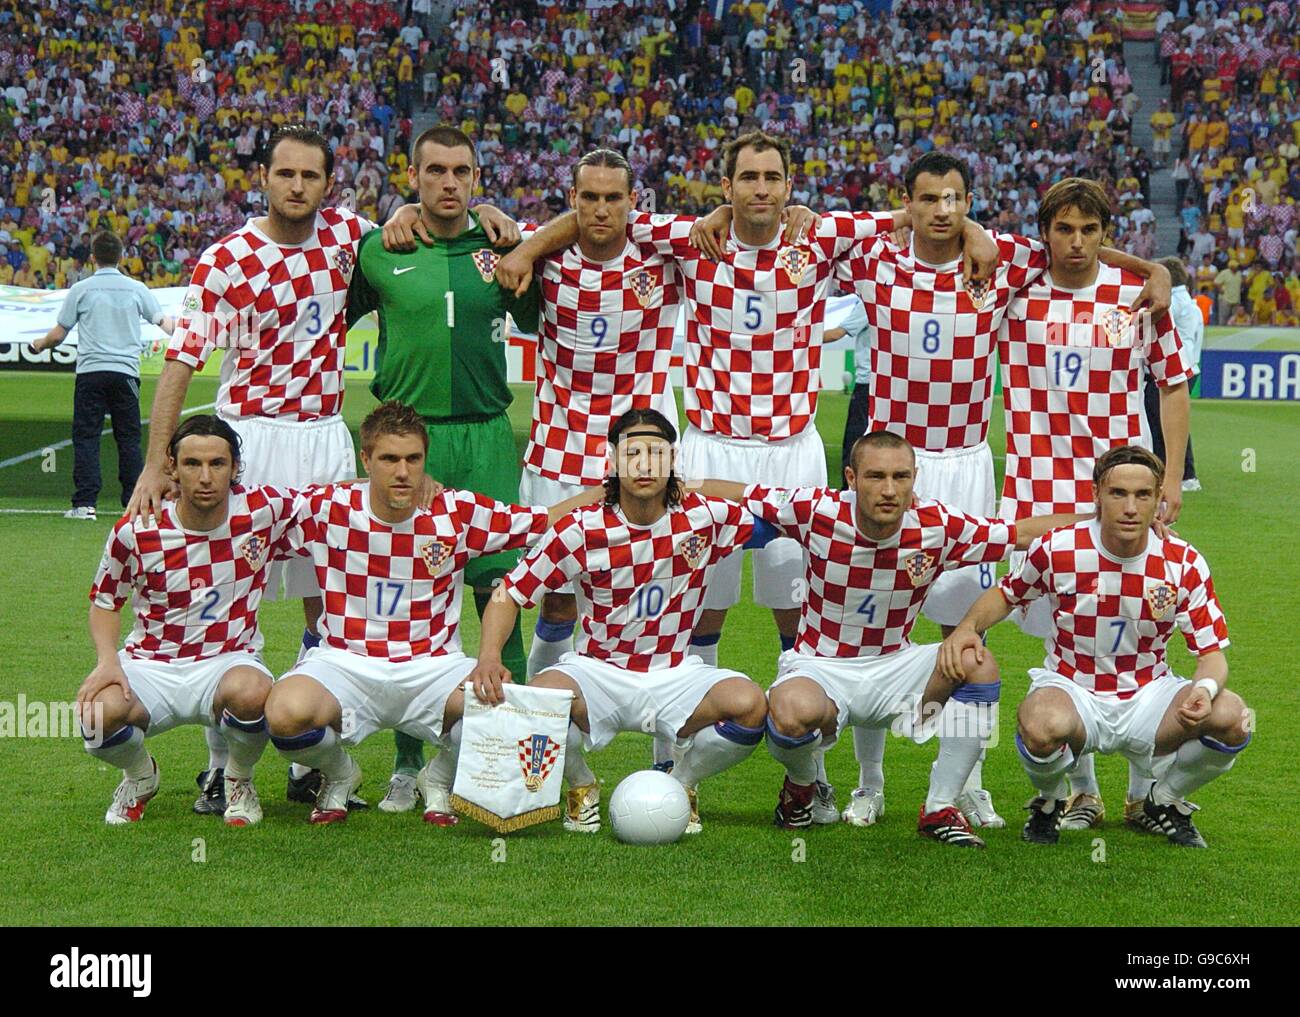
[450,683,574,833]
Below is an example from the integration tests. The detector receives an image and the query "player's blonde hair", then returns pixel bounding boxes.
[1093,445,1165,489]
[360,401,429,455]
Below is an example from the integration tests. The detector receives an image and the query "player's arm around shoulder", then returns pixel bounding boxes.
[346,228,388,327]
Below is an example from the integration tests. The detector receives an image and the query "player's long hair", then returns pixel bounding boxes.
[168,415,243,483]
[1093,444,1165,489]
[604,408,684,509]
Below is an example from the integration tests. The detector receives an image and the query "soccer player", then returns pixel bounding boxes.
[346,124,540,812]
[998,177,1195,829]
[497,131,915,797]
[830,154,1171,830]
[77,416,294,826]
[262,402,599,824]
[942,446,1248,848]
[472,409,773,834]
[127,125,515,815]
[696,431,1086,846]
[511,148,684,697]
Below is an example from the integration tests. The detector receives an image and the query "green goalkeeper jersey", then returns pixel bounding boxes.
[347,211,540,421]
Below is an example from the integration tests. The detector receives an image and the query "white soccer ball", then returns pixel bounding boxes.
[608,770,691,845]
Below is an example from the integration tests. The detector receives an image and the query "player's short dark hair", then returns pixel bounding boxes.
[411,125,477,171]
[1158,256,1190,289]
[848,430,916,473]
[1094,445,1165,490]
[91,231,122,266]
[605,408,682,507]
[574,148,633,192]
[263,125,334,178]
[168,415,242,476]
[360,401,429,455]
[722,130,790,182]
[1038,177,1111,236]
[904,151,973,198]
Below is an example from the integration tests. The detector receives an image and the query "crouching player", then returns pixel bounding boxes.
[472,409,772,834]
[262,402,598,824]
[698,430,1087,846]
[77,416,304,826]
[942,446,1248,847]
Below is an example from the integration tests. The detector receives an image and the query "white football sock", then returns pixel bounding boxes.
[289,763,313,779]
[220,712,269,781]
[926,699,993,812]
[689,638,719,667]
[425,744,456,788]
[673,721,762,787]
[853,725,886,790]
[652,734,674,767]
[204,725,230,771]
[814,747,828,785]
[961,748,986,793]
[527,618,573,678]
[563,723,595,786]
[273,726,349,780]
[1016,734,1075,801]
[1067,751,1100,796]
[1127,760,1156,802]
[766,722,822,786]
[1153,736,1245,805]
[86,724,152,779]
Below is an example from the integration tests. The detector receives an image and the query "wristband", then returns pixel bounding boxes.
[1193,677,1220,699]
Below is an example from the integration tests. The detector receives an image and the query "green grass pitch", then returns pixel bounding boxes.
[1,372,1297,926]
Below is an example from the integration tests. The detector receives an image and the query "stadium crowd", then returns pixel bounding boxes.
[1,0,1170,292]
[1158,0,1300,324]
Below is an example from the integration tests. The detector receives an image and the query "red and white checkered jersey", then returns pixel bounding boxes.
[283,484,549,662]
[89,485,300,661]
[998,263,1195,519]
[999,520,1230,697]
[743,486,1017,658]
[502,492,754,672]
[168,206,374,421]
[628,208,894,441]
[835,232,1048,452]
[526,239,682,485]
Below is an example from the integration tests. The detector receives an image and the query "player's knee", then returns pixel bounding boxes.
[264,684,317,738]
[728,679,767,728]
[962,646,1000,685]
[767,687,815,738]
[1016,697,1068,755]
[1207,689,1251,745]
[539,593,577,624]
[83,694,131,741]
[219,671,271,719]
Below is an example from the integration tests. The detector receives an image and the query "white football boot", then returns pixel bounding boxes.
[811,781,839,824]
[416,760,459,826]
[378,772,420,813]
[309,757,362,824]
[223,774,263,827]
[105,758,160,825]
[841,786,885,826]
[957,787,1007,829]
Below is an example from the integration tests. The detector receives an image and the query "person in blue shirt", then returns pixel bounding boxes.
[32,231,174,520]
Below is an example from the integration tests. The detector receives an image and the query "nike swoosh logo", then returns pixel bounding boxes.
[392,266,417,275]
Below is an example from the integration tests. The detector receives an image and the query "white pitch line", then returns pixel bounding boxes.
[0,402,217,470]
[0,508,72,514]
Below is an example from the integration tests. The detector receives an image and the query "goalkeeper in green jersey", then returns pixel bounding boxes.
[347,125,540,813]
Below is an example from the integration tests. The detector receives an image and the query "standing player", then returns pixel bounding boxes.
[998,178,1194,830]
[942,446,1249,848]
[346,125,540,812]
[513,148,683,698]
[497,132,912,794]
[696,431,1086,846]
[831,154,1171,830]
[472,409,772,833]
[262,402,598,824]
[76,416,297,826]
[127,125,515,815]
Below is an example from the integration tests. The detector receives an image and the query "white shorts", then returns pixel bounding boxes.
[1027,669,1189,769]
[772,643,942,744]
[680,424,825,609]
[914,441,998,625]
[519,469,587,594]
[1005,557,1054,639]
[122,650,272,737]
[225,413,357,600]
[1153,136,1171,155]
[289,645,473,746]
[546,651,747,751]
